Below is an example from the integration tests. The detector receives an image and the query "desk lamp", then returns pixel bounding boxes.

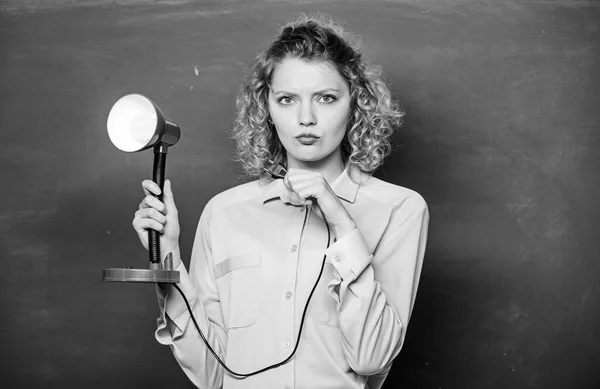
[102,94,181,284]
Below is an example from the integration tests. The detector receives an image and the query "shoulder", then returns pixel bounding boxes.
[202,178,272,218]
[356,173,428,213]
[204,179,261,211]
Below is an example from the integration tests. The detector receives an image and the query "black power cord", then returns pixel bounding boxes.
[172,208,331,378]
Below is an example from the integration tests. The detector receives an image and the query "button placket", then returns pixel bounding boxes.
[280,204,308,361]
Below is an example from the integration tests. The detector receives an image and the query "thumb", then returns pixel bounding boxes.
[283,173,293,193]
[163,179,176,208]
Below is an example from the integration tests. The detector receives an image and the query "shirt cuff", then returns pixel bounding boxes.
[155,261,198,343]
[324,227,373,282]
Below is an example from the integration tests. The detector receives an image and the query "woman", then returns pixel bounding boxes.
[132,14,429,389]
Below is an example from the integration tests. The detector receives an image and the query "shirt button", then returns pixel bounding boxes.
[285,292,292,299]
[334,255,341,262]
[283,340,291,348]
[291,245,298,252]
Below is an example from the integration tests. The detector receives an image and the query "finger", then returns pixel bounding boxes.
[142,179,162,197]
[295,184,333,206]
[285,172,320,186]
[286,183,312,203]
[289,179,324,198]
[132,212,165,231]
[140,195,166,213]
[286,172,325,191]
[134,218,164,233]
[162,179,177,211]
[136,208,167,224]
[283,173,293,193]
[286,191,307,204]
[284,172,318,193]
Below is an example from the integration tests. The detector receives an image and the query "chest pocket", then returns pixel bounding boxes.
[214,252,261,329]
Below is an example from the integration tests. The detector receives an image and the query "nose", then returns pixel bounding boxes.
[298,101,316,127]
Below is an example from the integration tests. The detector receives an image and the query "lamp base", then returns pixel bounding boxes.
[102,268,180,283]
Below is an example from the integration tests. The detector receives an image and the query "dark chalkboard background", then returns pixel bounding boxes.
[1,0,599,388]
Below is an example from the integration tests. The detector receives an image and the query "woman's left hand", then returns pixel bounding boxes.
[284,168,357,240]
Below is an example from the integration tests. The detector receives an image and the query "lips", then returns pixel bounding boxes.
[296,134,319,145]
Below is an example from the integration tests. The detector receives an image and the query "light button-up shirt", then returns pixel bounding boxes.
[155,165,429,389]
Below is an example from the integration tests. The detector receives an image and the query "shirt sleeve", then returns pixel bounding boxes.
[323,192,429,376]
[154,200,227,389]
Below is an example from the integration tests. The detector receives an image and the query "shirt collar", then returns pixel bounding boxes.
[261,163,362,205]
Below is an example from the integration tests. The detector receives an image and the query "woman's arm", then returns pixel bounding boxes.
[155,200,227,389]
[324,193,429,376]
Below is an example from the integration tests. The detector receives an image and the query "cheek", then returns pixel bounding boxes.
[331,107,351,138]
[269,106,292,134]
[272,120,295,150]
[274,127,288,144]
[273,119,292,141]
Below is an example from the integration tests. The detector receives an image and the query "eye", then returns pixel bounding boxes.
[277,96,295,105]
[319,94,337,104]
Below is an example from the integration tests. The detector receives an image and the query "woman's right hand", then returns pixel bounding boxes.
[132,179,181,263]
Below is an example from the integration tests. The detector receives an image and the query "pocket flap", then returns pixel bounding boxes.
[214,252,260,279]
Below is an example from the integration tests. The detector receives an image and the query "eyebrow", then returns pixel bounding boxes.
[271,88,341,96]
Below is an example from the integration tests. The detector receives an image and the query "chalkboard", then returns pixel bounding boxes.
[1,1,599,388]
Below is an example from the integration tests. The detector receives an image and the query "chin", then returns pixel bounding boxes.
[290,151,337,166]
[289,149,323,161]
[287,141,343,162]
[292,156,323,164]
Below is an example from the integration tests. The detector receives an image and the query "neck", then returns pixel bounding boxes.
[287,149,345,183]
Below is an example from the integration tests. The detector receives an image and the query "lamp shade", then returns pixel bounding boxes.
[107,94,180,152]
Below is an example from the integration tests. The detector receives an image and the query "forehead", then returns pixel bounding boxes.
[270,57,348,91]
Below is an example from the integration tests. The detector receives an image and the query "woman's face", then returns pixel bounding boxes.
[267,57,351,168]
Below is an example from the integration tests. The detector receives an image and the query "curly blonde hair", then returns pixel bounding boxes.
[232,13,404,179]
